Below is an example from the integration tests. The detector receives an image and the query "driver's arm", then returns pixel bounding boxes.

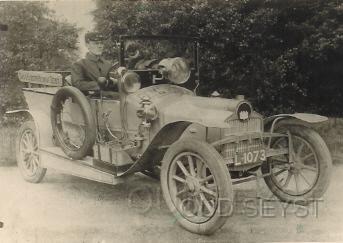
[71,62,100,91]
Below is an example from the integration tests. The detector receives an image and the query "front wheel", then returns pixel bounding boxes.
[161,139,233,235]
[16,121,46,183]
[263,125,332,204]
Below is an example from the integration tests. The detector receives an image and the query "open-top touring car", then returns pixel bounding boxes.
[7,35,332,235]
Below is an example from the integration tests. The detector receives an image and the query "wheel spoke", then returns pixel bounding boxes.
[298,171,311,187]
[176,188,188,197]
[27,157,32,170]
[21,148,30,154]
[288,133,296,160]
[30,158,37,172]
[197,196,203,217]
[296,142,305,157]
[294,173,300,193]
[282,172,292,188]
[24,155,31,167]
[187,155,196,176]
[32,141,38,150]
[176,160,190,176]
[200,185,217,197]
[32,156,39,167]
[27,132,34,144]
[195,158,203,177]
[24,133,32,147]
[21,137,29,148]
[31,151,39,157]
[273,168,288,177]
[173,175,187,184]
[199,175,214,183]
[301,153,314,161]
[301,164,317,172]
[200,192,214,214]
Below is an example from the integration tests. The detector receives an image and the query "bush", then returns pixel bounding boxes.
[93,0,343,116]
[0,2,79,125]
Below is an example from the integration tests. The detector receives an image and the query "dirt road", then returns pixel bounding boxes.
[0,161,342,243]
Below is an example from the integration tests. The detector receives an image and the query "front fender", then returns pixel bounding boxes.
[264,113,328,131]
[158,98,234,129]
[120,121,192,176]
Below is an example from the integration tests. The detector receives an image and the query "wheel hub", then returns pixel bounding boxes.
[289,156,303,172]
[186,176,201,193]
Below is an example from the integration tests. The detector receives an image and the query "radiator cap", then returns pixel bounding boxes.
[235,95,245,100]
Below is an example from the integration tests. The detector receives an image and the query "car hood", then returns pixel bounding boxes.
[128,84,243,128]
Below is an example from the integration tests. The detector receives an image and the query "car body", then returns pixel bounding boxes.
[8,35,332,235]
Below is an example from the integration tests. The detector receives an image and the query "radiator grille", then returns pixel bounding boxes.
[224,118,262,134]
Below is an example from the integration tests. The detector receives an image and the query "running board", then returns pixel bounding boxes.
[40,147,130,185]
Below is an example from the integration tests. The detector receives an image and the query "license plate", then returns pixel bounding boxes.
[236,149,266,165]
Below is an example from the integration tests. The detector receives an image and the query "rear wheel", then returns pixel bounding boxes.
[16,121,46,183]
[263,125,332,204]
[161,139,233,235]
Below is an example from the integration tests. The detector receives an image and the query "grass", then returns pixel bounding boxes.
[314,118,343,164]
[0,125,17,165]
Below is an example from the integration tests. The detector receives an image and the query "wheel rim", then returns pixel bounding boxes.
[168,152,218,223]
[269,135,320,196]
[19,129,40,176]
[56,98,86,150]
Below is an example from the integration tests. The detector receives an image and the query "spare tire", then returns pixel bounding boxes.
[51,86,96,160]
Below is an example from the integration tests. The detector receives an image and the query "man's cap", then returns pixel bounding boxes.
[85,31,106,42]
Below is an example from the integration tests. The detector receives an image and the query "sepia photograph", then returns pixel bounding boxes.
[0,0,342,242]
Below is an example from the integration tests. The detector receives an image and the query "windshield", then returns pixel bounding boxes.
[124,40,194,70]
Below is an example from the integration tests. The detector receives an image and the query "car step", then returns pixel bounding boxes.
[40,146,132,185]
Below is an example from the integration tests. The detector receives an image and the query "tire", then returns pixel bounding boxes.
[50,86,96,160]
[16,121,46,183]
[161,139,233,235]
[263,125,332,204]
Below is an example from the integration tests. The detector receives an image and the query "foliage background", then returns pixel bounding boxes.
[93,0,343,116]
[1,0,342,118]
[0,0,342,162]
[0,1,79,125]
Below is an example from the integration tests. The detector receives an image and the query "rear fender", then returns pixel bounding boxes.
[264,113,328,132]
[5,109,53,148]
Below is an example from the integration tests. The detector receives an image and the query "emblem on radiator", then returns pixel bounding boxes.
[239,111,249,120]
[236,102,252,121]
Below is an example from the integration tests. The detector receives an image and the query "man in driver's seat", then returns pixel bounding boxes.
[71,31,118,97]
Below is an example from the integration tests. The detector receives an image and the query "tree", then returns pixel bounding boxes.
[92,0,343,116]
[0,1,79,124]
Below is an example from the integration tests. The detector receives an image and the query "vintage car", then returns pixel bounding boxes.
[7,35,332,235]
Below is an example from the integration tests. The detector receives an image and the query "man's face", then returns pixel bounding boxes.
[86,40,104,56]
